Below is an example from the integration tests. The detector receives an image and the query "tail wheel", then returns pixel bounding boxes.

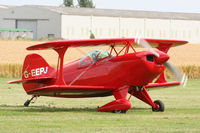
[152,100,164,112]
[24,100,31,107]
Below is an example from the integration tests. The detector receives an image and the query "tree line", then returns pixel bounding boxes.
[63,0,96,38]
[63,0,95,8]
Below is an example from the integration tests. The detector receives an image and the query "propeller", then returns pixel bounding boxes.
[135,37,187,87]
[135,38,160,58]
[164,61,188,87]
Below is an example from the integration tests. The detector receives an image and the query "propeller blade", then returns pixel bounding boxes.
[164,61,188,87]
[135,37,187,87]
[135,38,160,57]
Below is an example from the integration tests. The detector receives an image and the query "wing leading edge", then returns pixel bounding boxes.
[27,38,188,51]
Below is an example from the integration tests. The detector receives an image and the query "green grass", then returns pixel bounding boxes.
[0,77,200,133]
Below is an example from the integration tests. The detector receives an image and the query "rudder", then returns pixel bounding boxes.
[21,54,55,93]
[22,53,55,80]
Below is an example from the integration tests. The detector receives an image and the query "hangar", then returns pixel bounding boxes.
[0,5,200,42]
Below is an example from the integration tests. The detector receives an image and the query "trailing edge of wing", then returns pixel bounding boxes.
[27,38,188,50]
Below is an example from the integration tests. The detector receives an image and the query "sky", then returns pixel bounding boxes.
[1,0,200,13]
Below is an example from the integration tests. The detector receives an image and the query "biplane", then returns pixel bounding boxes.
[8,38,188,113]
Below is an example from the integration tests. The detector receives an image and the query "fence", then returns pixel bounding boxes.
[0,28,33,39]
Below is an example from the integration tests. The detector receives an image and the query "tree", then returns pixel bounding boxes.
[64,0,74,7]
[63,0,95,8]
[78,0,95,8]
[90,31,95,39]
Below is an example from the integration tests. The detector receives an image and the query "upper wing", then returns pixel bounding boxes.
[27,38,188,50]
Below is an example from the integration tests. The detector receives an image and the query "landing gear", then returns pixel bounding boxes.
[24,100,31,107]
[112,110,127,113]
[97,99,131,113]
[24,95,37,107]
[152,100,164,112]
[129,86,165,112]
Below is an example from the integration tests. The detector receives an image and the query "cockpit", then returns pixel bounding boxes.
[79,50,110,66]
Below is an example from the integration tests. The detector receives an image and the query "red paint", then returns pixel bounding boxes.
[9,38,188,112]
[154,50,169,64]
[97,99,131,112]
[54,47,68,85]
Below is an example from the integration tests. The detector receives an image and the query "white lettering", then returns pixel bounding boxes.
[26,67,49,78]
[31,69,35,77]
[24,71,29,78]
[35,68,40,76]
[40,67,44,75]
[44,67,48,74]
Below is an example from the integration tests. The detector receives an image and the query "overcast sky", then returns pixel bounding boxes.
[1,0,200,13]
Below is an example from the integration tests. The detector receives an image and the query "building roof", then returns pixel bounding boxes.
[0,5,15,9]
[31,5,200,20]
[3,5,200,20]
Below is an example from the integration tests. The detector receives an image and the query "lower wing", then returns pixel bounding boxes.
[145,81,181,90]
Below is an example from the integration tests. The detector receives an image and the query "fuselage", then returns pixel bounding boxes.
[23,50,167,98]
[54,51,166,97]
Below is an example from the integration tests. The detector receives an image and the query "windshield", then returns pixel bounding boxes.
[79,50,109,66]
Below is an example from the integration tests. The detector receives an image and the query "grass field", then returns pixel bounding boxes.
[0,77,200,133]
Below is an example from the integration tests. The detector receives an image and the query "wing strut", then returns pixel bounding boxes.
[54,47,68,85]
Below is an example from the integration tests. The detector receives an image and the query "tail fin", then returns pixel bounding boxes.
[22,54,55,93]
[8,54,55,84]
[22,53,55,80]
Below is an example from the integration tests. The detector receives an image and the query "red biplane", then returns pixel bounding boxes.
[9,38,188,113]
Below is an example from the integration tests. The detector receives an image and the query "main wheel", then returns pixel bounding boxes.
[152,100,164,112]
[112,110,127,113]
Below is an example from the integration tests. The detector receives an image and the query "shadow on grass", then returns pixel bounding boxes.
[0,104,150,113]
[0,105,97,113]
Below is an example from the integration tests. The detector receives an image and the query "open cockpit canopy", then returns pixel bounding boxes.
[79,50,110,66]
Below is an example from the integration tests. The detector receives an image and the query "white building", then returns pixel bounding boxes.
[0,5,200,42]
